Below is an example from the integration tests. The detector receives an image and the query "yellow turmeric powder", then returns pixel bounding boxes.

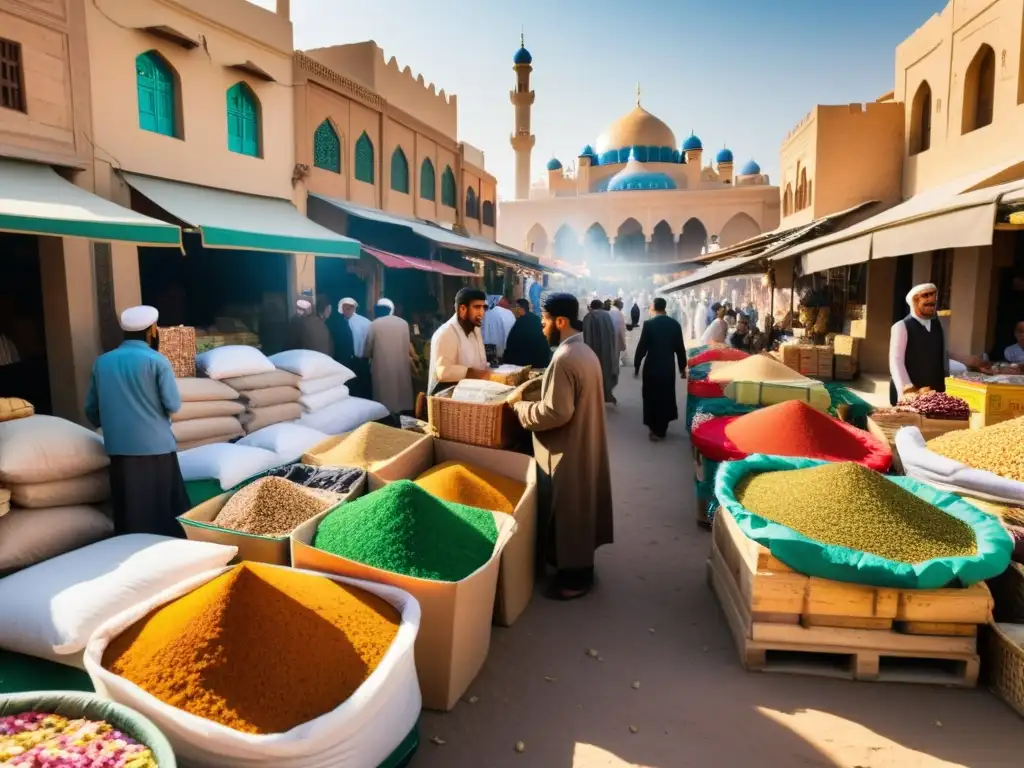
[414,461,526,514]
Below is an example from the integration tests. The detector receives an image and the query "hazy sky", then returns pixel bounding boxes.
[252,0,946,198]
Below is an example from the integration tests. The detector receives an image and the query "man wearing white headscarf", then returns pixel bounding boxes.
[482,294,515,359]
[365,297,413,413]
[288,297,333,355]
[889,282,949,405]
[335,298,371,397]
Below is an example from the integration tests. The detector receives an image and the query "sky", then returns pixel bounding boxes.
[252,0,947,199]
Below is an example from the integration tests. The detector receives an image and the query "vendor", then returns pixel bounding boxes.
[427,287,490,395]
[1004,320,1024,364]
[888,282,949,405]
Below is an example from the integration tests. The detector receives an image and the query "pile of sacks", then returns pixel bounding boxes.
[269,350,381,433]
[173,378,244,450]
[0,415,115,575]
[197,345,301,434]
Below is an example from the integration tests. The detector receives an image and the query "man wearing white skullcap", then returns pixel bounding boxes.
[332,297,371,397]
[888,282,950,405]
[84,305,189,536]
[365,297,413,413]
[287,296,333,356]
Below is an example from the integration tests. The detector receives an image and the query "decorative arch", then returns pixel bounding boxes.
[226,82,260,157]
[783,184,793,217]
[440,166,457,208]
[525,223,549,256]
[465,187,479,219]
[797,168,809,211]
[553,224,582,262]
[419,158,436,200]
[677,217,707,260]
[615,218,645,260]
[390,146,409,194]
[718,213,762,248]
[355,132,375,184]
[136,51,180,138]
[313,119,341,173]
[481,200,495,227]
[651,220,675,262]
[583,222,610,262]
[909,81,932,155]
[962,44,995,134]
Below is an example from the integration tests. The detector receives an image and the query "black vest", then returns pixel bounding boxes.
[890,315,946,404]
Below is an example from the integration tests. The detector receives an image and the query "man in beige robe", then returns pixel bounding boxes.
[365,298,414,414]
[510,293,613,600]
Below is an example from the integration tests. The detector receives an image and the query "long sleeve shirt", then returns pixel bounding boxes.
[888,314,950,395]
[428,315,487,394]
[85,340,181,456]
[347,313,372,357]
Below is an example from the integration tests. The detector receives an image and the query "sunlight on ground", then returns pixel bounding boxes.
[572,742,656,768]
[757,707,966,768]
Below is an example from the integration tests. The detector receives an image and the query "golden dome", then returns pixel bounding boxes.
[595,106,677,156]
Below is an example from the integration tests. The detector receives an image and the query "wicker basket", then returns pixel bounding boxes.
[485,366,532,387]
[158,325,196,378]
[427,386,524,449]
[985,562,1024,718]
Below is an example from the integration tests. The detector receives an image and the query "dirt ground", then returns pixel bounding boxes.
[410,365,1024,768]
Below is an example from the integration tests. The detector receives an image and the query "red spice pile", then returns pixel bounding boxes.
[723,401,872,460]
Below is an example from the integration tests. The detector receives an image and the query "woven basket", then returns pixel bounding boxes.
[990,562,1024,623]
[485,366,531,387]
[158,325,196,378]
[985,563,1024,718]
[427,387,523,449]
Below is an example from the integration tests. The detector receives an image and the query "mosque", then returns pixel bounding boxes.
[498,39,781,273]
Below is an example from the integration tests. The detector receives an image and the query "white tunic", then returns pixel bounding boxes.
[347,313,371,357]
[428,315,487,394]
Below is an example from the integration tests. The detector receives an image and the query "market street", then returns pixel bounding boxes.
[411,370,1024,768]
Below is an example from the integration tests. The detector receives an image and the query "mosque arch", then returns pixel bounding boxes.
[553,224,583,262]
[783,184,793,217]
[583,222,610,262]
[615,218,645,260]
[677,217,707,261]
[651,220,675,262]
[718,212,761,248]
[909,81,932,155]
[962,43,995,134]
[797,167,809,211]
[525,223,549,256]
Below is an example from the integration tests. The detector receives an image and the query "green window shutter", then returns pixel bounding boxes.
[441,166,456,208]
[355,132,375,184]
[313,120,341,173]
[390,146,409,194]
[136,51,177,137]
[466,187,478,219]
[227,82,260,157]
[419,158,435,200]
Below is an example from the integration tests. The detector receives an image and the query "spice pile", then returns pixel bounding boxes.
[302,422,423,470]
[103,562,400,734]
[313,480,499,581]
[736,462,977,563]
[415,461,525,514]
[212,476,342,537]
[1,711,158,766]
[897,391,971,420]
[927,416,1024,482]
[708,354,811,383]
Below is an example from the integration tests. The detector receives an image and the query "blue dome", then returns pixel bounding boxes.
[716,148,734,164]
[579,144,595,157]
[513,47,532,65]
[607,171,678,192]
[682,133,703,152]
[546,157,563,171]
[739,159,761,175]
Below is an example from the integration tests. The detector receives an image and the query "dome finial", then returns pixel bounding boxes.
[636,82,641,106]
[521,27,524,49]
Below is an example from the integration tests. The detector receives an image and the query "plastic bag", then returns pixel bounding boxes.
[714,454,1013,589]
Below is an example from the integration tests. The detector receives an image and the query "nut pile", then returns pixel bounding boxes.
[213,476,342,537]
[301,422,423,470]
[735,462,977,564]
[897,392,971,420]
[1,711,158,766]
[926,416,1024,483]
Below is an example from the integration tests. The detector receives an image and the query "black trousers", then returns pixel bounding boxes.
[109,453,190,538]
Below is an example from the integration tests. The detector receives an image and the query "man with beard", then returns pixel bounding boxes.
[889,283,951,405]
[634,297,687,441]
[428,287,490,395]
[503,298,552,368]
[583,299,620,404]
[509,293,613,600]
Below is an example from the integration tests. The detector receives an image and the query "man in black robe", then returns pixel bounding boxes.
[634,297,687,441]
[629,301,641,329]
[583,299,619,404]
[326,300,355,368]
[503,299,552,368]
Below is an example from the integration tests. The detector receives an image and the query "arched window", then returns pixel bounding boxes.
[226,82,260,157]
[441,166,457,208]
[313,119,341,173]
[783,184,793,217]
[466,187,478,219]
[962,44,995,134]
[136,51,178,138]
[420,158,436,200]
[481,200,495,227]
[355,132,374,184]
[798,168,808,210]
[390,146,409,194]
[910,81,932,155]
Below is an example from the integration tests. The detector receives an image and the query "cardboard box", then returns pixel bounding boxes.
[834,354,858,381]
[815,346,834,380]
[370,438,538,628]
[832,335,861,357]
[291,506,516,711]
[781,345,801,372]
[945,377,1024,426]
[798,347,818,376]
[303,430,432,474]
[178,473,366,565]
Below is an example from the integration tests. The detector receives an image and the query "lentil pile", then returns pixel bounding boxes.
[301,422,423,470]
[735,462,978,563]
[313,480,499,581]
[102,562,400,735]
[212,476,342,537]
[708,354,811,383]
[1,711,158,766]
[414,461,526,514]
[926,416,1024,482]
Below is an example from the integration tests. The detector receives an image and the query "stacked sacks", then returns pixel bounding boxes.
[196,345,297,435]
[172,378,244,450]
[0,415,115,574]
[221,370,303,435]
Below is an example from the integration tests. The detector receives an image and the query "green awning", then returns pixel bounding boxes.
[0,158,180,246]
[123,173,360,258]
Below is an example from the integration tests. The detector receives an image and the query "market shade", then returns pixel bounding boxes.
[122,173,360,258]
[362,245,475,277]
[0,158,181,246]
[656,252,766,293]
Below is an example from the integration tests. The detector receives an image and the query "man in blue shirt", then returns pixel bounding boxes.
[85,305,188,537]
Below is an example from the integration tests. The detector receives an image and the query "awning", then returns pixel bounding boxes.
[123,173,359,258]
[0,158,181,246]
[362,245,475,277]
[657,253,765,293]
[800,234,872,274]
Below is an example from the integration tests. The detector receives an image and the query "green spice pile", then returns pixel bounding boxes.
[735,462,977,564]
[213,476,342,537]
[313,480,499,581]
[926,416,1024,482]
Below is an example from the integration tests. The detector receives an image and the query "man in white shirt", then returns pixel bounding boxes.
[482,295,516,359]
[1005,320,1024,364]
[428,287,490,395]
[339,298,372,398]
[701,306,730,345]
[889,283,949,405]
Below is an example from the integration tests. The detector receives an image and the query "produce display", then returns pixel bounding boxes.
[103,563,400,735]
[414,461,526,515]
[1,711,158,766]
[313,480,499,581]
[896,391,971,420]
[927,416,1024,482]
[212,476,343,537]
[707,354,811,384]
[735,462,977,563]
[302,422,423,470]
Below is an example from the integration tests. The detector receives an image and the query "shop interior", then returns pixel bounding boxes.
[0,232,50,414]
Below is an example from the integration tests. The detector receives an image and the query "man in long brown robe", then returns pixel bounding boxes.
[365,298,414,414]
[583,299,620,404]
[510,293,613,600]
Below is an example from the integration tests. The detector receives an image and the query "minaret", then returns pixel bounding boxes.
[509,33,536,201]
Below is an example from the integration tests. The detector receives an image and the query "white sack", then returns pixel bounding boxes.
[197,346,275,380]
[0,415,109,485]
[269,350,355,382]
[299,385,350,413]
[177,443,282,491]
[236,423,329,462]
[297,372,355,396]
[295,397,389,435]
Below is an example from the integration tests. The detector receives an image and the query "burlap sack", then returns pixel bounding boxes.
[0,506,114,575]
[0,398,34,422]
[239,386,301,408]
[8,470,110,509]
[175,378,239,403]
[239,403,303,434]
[177,436,238,452]
[171,399,245,423]
[171,416,244,444]
[220,370,300,391]
[0,415,109,485]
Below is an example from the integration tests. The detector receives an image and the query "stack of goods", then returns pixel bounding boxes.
[832,334,860,380]
[414,461,526,515]
[271,349,353,417]
[236,421,329,463]
[158,324,197,377]
[313,481,499,581]
[303,422,424,471]
[0,709,160,766]
[173,377,244,450]
[780,342,834,379]
[0,415,115,574]
[221,369,303,436]
[211,476,344,537]
[177,442,283,504]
